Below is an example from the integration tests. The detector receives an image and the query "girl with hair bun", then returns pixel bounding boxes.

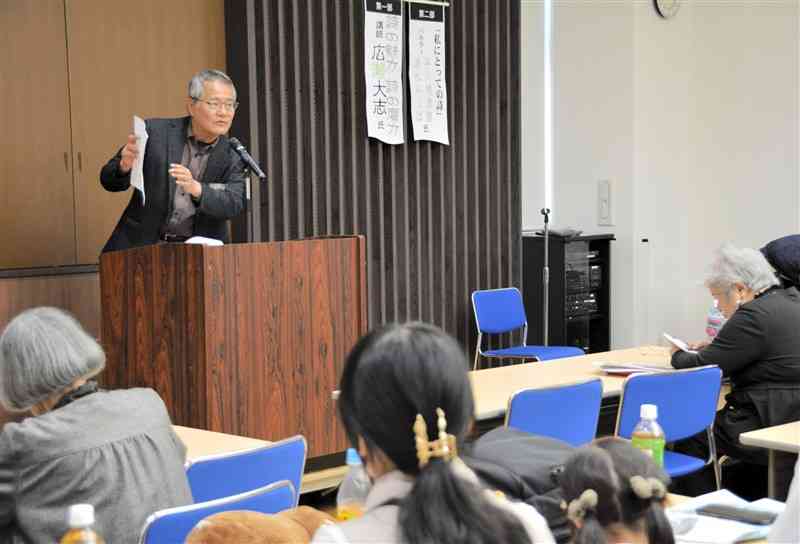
[311,322,554,544]
[560,437,674,544]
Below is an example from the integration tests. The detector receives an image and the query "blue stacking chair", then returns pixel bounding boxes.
[139,480,295,544]
[471,287,585,370]
[615,365,723,488]
[505,378,603,447]
[186,435,307,506]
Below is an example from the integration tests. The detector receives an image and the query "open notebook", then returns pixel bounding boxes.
[667,489,785,543]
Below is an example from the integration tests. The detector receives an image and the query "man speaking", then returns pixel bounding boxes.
[99,69,247,252]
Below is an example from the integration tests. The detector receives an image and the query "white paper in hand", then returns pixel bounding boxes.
[132,116,148,204]
[663,332,697,354]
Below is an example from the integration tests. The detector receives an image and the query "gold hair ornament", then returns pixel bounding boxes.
[629,475,667,500]
[566,489,598,524]
[413,407,457,468]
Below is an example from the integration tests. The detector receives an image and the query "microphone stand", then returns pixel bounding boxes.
[230,137,266,243]
[244,167,265,243]
[541,208,551,346]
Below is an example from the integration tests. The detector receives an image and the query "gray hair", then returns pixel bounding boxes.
[188,69,236,100]
[0,307,105,412]
[705,243,779,294]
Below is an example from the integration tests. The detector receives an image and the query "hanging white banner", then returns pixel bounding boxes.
[364,0,404,145]
[409,2,449,145]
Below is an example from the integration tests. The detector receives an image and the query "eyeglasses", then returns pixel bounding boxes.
[193,98,239,113]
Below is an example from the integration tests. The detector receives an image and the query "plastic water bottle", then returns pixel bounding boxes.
[60,504,105,544]
[705,301,725,341]
[336,448,371,521]
[630,404,666,468]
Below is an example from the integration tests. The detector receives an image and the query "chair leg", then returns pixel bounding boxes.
[473,335,482,371]
[707,428,721,490]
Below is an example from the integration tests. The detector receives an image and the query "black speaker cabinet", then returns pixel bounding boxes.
[522,233,614,353]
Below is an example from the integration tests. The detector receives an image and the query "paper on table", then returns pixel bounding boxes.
[667,489,785,543]
[664,332,698,354]
[591,361,669,376]
[132,116,148,204]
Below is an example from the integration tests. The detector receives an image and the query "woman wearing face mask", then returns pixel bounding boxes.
[311,322,554,544]
[670,243,800,497]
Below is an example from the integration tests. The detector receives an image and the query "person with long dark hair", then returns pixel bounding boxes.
[560,438,674,544]
[311,322,554,544]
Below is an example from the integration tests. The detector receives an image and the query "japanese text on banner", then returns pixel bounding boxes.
[364,0,404,145]
[409,2,449,145]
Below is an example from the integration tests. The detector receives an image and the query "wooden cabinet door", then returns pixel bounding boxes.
[0,1,76,268]
[65,0,226,263]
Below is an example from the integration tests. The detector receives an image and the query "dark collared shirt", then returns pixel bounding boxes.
[163,124,218,238]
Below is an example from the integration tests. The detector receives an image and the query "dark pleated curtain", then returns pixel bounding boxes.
[225,0,521,354]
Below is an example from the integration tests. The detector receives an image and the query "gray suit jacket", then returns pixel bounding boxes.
[0,388,192,543]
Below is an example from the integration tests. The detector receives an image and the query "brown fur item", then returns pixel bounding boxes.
[186,506,336,544]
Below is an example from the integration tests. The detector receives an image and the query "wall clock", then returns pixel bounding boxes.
[654,0,680,19]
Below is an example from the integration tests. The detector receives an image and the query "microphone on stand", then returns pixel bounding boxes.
[229,137,266,179]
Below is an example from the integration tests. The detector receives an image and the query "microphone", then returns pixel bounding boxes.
[229,137,266,179]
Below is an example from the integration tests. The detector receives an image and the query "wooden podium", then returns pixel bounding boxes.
[99,237,366,458]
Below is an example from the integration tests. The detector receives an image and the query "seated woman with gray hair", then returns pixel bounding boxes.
[671,243,800,497]
[0,307,192,543]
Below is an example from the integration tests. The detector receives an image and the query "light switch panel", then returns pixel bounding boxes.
[598,179,613,226]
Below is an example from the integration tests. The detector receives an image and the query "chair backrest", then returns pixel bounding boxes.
[616,366,722,442]
[139,480,295,544]
[506,378,603,447]
[472,288,528,334]
[186,435,306,506]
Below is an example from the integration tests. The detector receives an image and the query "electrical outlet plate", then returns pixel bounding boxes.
[598,179,613,226]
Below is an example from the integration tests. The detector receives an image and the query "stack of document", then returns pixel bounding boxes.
[592,361,669,376]
[667,489,785,543]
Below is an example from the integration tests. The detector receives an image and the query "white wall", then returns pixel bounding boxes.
[521,0,800,349]
[552,1,636,348]
[635,0,799,343]
[521,0,546,230]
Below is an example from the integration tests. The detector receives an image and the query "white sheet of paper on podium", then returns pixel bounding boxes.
[184,236,223,246]
[132,115,148,204]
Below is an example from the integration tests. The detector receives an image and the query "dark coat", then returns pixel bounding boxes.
[672,287,800,454]
[99,116,246,252]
